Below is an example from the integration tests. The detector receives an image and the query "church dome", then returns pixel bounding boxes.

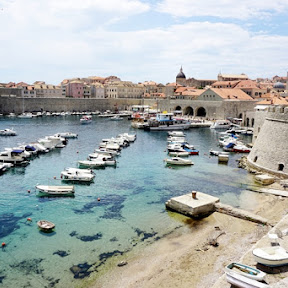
[273,82,285,89]
[176,67,186,79]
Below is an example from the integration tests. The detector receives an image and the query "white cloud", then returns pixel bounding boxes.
[156,0,288,19]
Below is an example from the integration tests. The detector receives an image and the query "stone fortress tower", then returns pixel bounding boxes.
[247,105,288,178]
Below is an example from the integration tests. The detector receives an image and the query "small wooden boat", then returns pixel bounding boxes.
[37,220,55,232]
[36,185,75,196]
[225,270,270,288]
[253,246,288,267]
[225,262,266,281]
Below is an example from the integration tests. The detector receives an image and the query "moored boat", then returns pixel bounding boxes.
[37,220,55,232]
[80,115,92,124]
[164,157,194,166]
[36,185,75,196]
[0,128,17,136]
[61,168,95,182]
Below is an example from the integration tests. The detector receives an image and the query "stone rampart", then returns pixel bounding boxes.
[247,105,288,178]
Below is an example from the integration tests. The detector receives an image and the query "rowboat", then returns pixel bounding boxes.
[37,220,55,232]
[225,262,266,281]
[36,185,75,196]
[225,270,270,288]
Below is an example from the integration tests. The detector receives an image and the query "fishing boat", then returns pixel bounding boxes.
[225,270,270,288]
[110,115,123,121]
[35,185,75,196]
[225,262,266,281]
[37,220,55,232]
[78,159,106,168]
[164,157,194,166]
[252,246,288,267]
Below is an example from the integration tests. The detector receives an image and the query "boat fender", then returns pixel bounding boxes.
[54,176,56,179]
[60,175,63,179]
[2,242,6,248]
[27,218,32,222]
[27,190,31,193]
[97,198,101,201]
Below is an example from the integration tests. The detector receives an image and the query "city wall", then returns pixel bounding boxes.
[0,97,256,122]
[247,106,288,178]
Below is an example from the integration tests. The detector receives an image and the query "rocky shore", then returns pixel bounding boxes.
[88,183,288,288]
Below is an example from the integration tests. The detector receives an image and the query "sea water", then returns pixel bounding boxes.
[0,116,255,287]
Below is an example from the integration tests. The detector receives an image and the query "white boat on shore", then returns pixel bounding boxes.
[253,246,288,267]
[61,168,95,182]
[210,119,232,129]
[36,185,75,196]
[225,262,266,281]
[225,270,270,288]
[164,157,193,166]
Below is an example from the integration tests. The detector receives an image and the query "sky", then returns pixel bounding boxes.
[0,0,288,85]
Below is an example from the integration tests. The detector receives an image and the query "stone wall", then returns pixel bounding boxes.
[247,105,288,178]
[0,97,143,114]
[0,96,256,122]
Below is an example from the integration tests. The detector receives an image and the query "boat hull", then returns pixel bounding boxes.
[36,185,75,196]
[253,246,288,267]
[226,272,269,288]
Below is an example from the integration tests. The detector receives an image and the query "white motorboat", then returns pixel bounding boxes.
[99,141,121,151]
[29,142,49,153]
[164,157,193,166]
[225,262,266,281]
[167,136,186,143]
[54,132,78,139]
[168,151,189,157]
[94,148,120,156]
[210,119,232,129]
[168,131,186,137]
[118,133,136,142]
[78,160,106,168]
[110,115,123,121]
[36,185,75,196]
[167,143,186,153]
[253,246,288,267]
[88,153,117,166]
[209,149,220,156]
[38,137,55,149]
[0,149,30,166]
[47,135,67,148]
[18,112,34,119]
[225,270,270,288]
[80,115,92,124]
[0,128,17,136]
[61,168,95,182]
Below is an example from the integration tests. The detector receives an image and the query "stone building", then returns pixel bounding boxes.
[105,81,144,99]
[247,105,288,178]
[217,73,249,81]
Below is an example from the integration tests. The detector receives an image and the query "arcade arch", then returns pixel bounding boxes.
[196,107,206,117]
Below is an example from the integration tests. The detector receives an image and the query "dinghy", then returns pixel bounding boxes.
[37,220,55,232]
[253,246,288,267]
[225,262,266,281]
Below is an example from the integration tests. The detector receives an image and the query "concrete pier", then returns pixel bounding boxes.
[165,191,220,218]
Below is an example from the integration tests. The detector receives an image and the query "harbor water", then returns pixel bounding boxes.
[0,116,255,288]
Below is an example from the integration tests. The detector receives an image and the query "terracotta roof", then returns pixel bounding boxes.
[234,80,260,89]
[257,96,288,105]
[212,80,240,88]
[210,88,254,101]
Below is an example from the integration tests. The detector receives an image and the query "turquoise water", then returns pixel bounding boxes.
[0,116,254,287]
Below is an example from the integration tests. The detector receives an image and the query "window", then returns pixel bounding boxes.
[278,164,284,171]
